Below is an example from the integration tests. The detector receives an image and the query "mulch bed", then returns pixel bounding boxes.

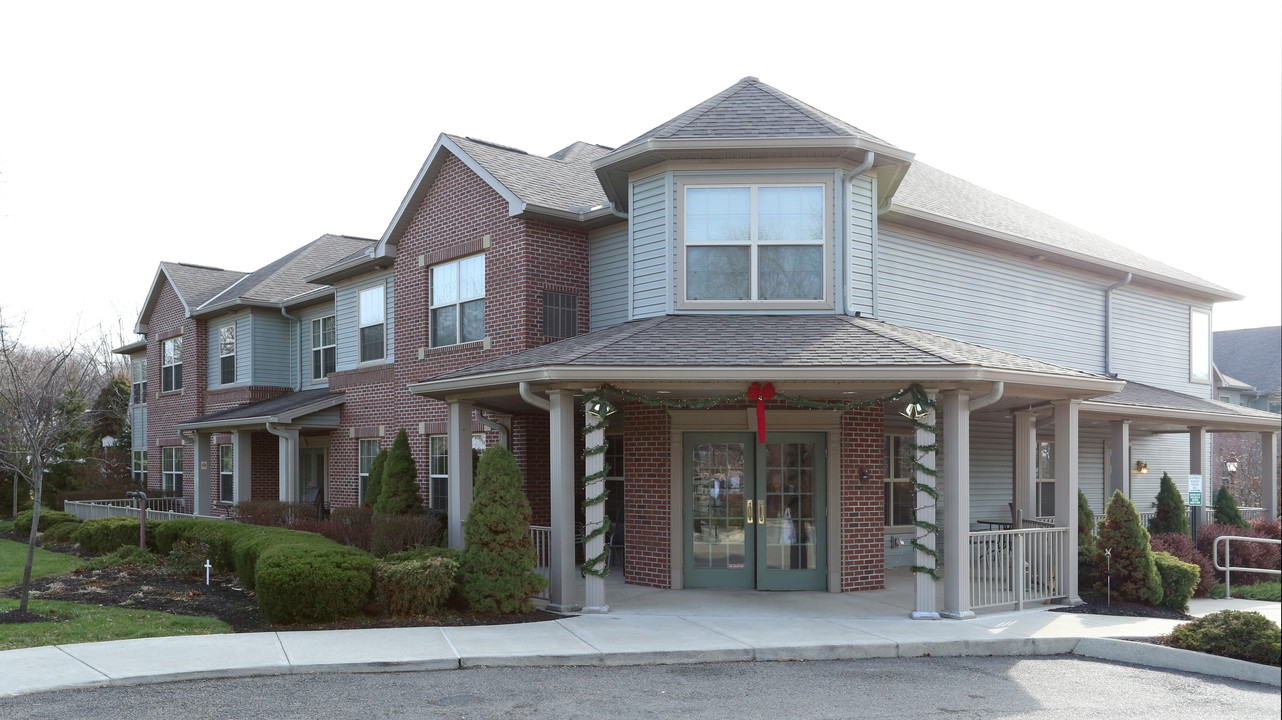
[1049,595,1192,621]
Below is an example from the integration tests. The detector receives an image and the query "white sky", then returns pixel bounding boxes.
[2,1,1279,349]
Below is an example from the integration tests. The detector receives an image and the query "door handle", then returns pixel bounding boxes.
[758,502,765,525]
[746,499,753,524]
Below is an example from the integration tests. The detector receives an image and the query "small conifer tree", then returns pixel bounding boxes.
[373,429,424,516]
[460,444,546,614]
[1149,472,1189,537]
[1094,489,1162,605]
[1211,485,1250,529]
[1078,490,1098,592]
[364,449,388,508]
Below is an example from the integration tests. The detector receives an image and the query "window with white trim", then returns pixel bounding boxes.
[1190,309,1210,383]
[358,438,380,503]
[132,450,147,485]
[1035,441,1055,518]
[162,337,183,392]
[219,325,236,385]
[428,433,488,510]
[358,286,386,363]
[218,445,235,503]
[162,447,183,495]
[312,315,336,380]
[884,436,915,527]
[680,182,829,309]
[430,255,486,347]
[131,356,147,404]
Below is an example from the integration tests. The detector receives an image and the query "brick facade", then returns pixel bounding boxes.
[144,277,206,510]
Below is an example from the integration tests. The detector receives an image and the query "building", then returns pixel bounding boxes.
[118,77,1281,617]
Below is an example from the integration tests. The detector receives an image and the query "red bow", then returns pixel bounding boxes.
[748,382,774,444]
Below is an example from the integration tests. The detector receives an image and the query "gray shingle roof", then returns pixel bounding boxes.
[424,315,1105,382]
[160,262,249,310]
[203,234,374,308]
[448,135,610,214]
[618,77,893,152]
[1213,326,1281,394]
[1090,379,1281,420]
[891,162,1233,296]
[180,388,336,426]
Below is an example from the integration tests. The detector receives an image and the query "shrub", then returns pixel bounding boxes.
[1169,610,1281,666]
[75,516,163,554]
[86,546,161,570]
[45,520,83,543]
[1211,486,1250,529]
[1152,551,1198,613]
[1094,490,1162,605]
[370,555,458,616]
[326,506,373,551]
[460,445,546,614]
[371,513,445,558]
[153,519,258,571]
[164,537,212,579]
[1148,472,1189,537]
[1150,532,1216,597]
[14,509,79,536]
[364,449,387,508]
[373,430,423,516]
[254,543,374,624]
[1196,522,1281,587]
[1078,490,1098,593]
[234,500,322,528]
[1250,516,1281,540]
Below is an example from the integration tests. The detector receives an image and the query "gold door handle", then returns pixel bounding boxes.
[746,499,753,524]
[758,502,765,524]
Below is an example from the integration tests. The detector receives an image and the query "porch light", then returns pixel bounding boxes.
[1225,461,1238,473]
[585,398,617,419]
[900,402,927,421]
[1135,461,1148,474]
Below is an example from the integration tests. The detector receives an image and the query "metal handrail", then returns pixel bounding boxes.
[1213,535,1282,598]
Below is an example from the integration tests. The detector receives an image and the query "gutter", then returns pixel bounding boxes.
[477,413,511,447]
[519,381,552,411]
[969,381,1005,411]
[1104,273,1132,377]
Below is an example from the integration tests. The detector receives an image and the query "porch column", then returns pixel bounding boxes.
[1053,399,1081,605]
[912,390,940,620]
[272,426,299,502]
[547,389,579,613]
[1262,431,1279,520]
[1107,420,1130,502]
[193,432,212,516]
[940,389,973,620]
[582,399,607,613]
[1013,410,1038,526]
[447,400,474,549]
[234,430,253,503]
[1189,426,1208,527]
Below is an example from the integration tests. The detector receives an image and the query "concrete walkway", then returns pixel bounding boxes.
[2,596,1278,696]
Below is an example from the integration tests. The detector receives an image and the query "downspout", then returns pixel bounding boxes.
[281,307,300,390]
[841,151,875,316]
[969,381,1005,412]
[1103,273,1132,377]
[477,413,510,448]
[519,381,552,412]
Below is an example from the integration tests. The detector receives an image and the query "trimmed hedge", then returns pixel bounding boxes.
[371,555,458,616]
[75,516,164,554]
[256,544,373,624]
[45,520,83,543]
[1152,551,1199,613]
[1169,610,1281,666]
[1150,532,1216,597]
[14,509,79,536]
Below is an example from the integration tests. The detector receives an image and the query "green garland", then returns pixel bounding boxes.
[575,382,941,581]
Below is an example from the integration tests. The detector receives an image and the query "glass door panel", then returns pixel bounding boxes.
[757,435,825,590]
[685,435,753,588]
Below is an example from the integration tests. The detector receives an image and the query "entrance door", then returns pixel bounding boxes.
[684,432,826,590]
[299,447,327,508]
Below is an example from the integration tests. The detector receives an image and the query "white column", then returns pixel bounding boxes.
[447,400,474,549]
[1013,410,1037,527]
[1261,431,1279,520]
[546,389,579,613]
[1053,399,1081,605]
[276,427,299,502]
[1189,426,1209,527]
[234,430,253,503]
[940,389,973,620]
[1108,420,1130,502]
[912,390,940,620]
[194,432,212,516]
[582,401,608,613]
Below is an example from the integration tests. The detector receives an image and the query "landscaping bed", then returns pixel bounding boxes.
[1050,595,1192,621]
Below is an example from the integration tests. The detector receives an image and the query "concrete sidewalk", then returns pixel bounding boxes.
[2,598,1278,696]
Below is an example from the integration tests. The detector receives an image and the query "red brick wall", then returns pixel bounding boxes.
[839,406,886,591]
[251,431,279,502]
[622,402,672,588]
[144,277,206,509]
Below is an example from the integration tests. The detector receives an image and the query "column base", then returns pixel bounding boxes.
[910,611,941,620]
[1053,595,1083,607]
[940,610,976,620]
[543,603,581,614]
[581,605,610,614]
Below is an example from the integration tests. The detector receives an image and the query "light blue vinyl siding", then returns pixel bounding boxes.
[206,314,251,389]
[878,225,1107,373]
[589,225,629,331]
[630,173,669,319]
[335,273,395,372]
[250,312,293,387]
[297,302,336,389]
[1130,432,1203,510]
[967,423,1108,524]
[847,172,875,316]
[1110,286,1212,395]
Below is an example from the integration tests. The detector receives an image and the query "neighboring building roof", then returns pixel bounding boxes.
[1214,367,1255,392]
[1213,326,1281,395]
[177,388,344,430]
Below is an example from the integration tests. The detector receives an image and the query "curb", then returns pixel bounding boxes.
[1073,637,1281,687]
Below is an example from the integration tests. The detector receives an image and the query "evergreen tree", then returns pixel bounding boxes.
[460,444,546,614]
[1149,472,1189,536]
[1211,485,1250,529]
[1094,489,1162,605]
[364,449,387,508]
[1078,490,1098,592]
[373,430,423,516]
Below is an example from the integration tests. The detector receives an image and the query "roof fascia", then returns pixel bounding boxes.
[191,298,281,320]
[177,393,346,431]
[1081,400,1282,431]
[375,135,526,259]
[302,250,391,286]
[112,339,147,356]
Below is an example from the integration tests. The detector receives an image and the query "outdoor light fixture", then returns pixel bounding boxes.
[859,466,871,482]
[1135,461,1148,474]
[1226,461,1238,473]
[900,402,927,421]
[585,398,616,419]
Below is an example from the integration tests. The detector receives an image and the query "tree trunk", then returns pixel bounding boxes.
[19,462,42,614]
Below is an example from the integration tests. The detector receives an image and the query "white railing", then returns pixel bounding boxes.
[530,524,551,600]
[1138,506,1194,529]
[1239,507,1265,521]
[1213,535,1282,597]
[970,526,1070,610]
[64,498,222,522]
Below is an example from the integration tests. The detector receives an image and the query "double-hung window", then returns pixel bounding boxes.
[1035,441,1055,518]
[132,450,147,485]
[884,436,915,527]
[219,445,235,503]
[219,325,236,385]
[131,357,147,404]
[427,433,488,510]
[162,447,183,495]
[358,438,380,503]
[430,255,485,347]
[680,181,829,309]
[358,286,386,363]
[162,337,183,392]
[312,316,336,380]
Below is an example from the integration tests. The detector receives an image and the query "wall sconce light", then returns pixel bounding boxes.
[585,398,616,420]
[900,402,927,421]
[859,467,870,482]
[1135,461,1148,474]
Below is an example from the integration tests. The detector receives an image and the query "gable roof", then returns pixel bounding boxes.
[134,262,248,333]
[195,234,374,315]
[1214,326,1281,395]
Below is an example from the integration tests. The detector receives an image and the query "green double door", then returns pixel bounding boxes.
[684,433,826,590]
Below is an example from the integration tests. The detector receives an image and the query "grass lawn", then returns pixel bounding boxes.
[1209,580,1281,602]
[0,599,230,650]
[0,538,84,587]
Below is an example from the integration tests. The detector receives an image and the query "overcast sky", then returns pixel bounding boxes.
[2,1,1278,350]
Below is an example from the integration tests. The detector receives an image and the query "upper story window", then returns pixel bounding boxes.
[430,254,485,347]
[131,356,147,404]
[161,337,183,392]
[679,181,830,310]
[312,315,336,380]
[358,286,386,363]
[1189,309,1210,384]
[218,325,236,385]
